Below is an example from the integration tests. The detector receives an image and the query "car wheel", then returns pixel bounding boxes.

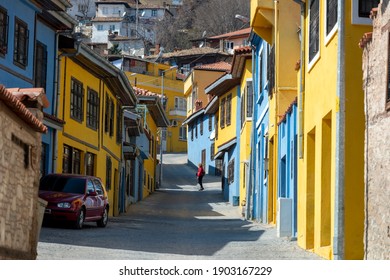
[75,208,85,229]
[97,207,108,228]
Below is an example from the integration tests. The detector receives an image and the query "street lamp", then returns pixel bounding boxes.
[159,65,178,188]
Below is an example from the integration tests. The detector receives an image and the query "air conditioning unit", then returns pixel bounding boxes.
[277,198,292,238]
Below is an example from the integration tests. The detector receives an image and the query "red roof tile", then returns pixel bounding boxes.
[194,61,231,72]
[133,86,161,97]
[0,85,47,133]
[208,28,251,40]
[7,87,49,108]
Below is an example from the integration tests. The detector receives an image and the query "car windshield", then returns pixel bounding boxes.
[39,176,86,194]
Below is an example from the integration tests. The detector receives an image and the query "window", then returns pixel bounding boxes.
[110,99,115,137]
[191,124,194,141]
[0,6,8,55]
[215,114,219,140]
[97,25,103,31]
[358,0,379,18]
[106,156,112,190]
[220,98,226,128]
[195,120,198,138]
[174,97,186,111]
[210,143,215,160]
[87,88,99,130]
[309,0,320,63]
[34,42,47,90]
[200,116,203,135]
[14,18,29,67]
[70,78,84,122]
[102,7,108,15]
[226,94,232,126]
[259,51,263,92]
[109,25,115,31]
[267,45,275,95]
[152,9,157,17]
[326,0,337,36]
[86,152,95,176]
[105,95,109,133]
[116,101,121,143]
[241,86,246,128]
[228,158,235,184]
[62,145,81,174]
[246,81,253,118]
[208,115,212,131]
[179,126,187,140]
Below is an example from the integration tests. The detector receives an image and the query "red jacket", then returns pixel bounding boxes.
[197,166,205,177]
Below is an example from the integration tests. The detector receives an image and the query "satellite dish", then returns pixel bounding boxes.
[202,30,207,38]
[141,11,145,17]
[199,42,204,48]
[122,12,127,17]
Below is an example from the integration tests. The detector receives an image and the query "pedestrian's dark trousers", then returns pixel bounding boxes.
[198,176,204,189]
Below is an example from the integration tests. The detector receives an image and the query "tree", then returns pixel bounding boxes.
[108,44,122,55]
[155,0,250,52]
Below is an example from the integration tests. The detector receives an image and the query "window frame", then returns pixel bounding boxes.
[0,6,8,56]
[220,97,226,128]
[246,80,253,119]
[179,126,187,140]
[352,0,379,25]
[228,158,235,184]
[13,17,29,68]
[226,94,232,126]
[325,0,338,45]
[34,41,47,90]
[86,88,99,130]
[106,156,112,191]
[70,77,84,122]
[308,0,320,68]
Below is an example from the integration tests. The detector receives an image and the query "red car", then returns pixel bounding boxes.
[39,174,109,229]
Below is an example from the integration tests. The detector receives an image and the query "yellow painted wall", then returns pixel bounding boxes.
[125,67,186,153]
[215,86,238,151]
[239,60,253,213]
[57,56,122,217]
[297,2,368,259]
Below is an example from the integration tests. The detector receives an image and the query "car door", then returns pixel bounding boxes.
[93,178,105,215]
[86,179,98,218]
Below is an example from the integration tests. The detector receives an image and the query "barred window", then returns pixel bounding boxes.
[208,115,212,131]
[220,98,226,128]
[104,95,109,133]
[62,145,81,174]
[241,86,246,128]
[70,78,84,121]
[326,0,337,35]
[14,17,29,67]
[116,101,122,143]
[110,99,115,137]
[87,88,99,130]
[210,143,215,160]
[86,152,95,176]
[200,115,203,135]
[0,6,9,55]
[179,126,187,140]
[309,0,319,62]
[34,42,47,90]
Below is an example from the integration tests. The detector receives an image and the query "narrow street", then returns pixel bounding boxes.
[37,153,321,260]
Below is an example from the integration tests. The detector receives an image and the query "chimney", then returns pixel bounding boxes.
[195,99,203,111]
[9,88,49,121]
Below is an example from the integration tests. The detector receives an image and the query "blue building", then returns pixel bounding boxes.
[0,0,75,176]
[183,108,217,175]
[277,99,298,237]
[247,33,270,223]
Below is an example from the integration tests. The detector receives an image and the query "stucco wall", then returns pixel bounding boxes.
[362,4,390,260]
[0,103,42,259]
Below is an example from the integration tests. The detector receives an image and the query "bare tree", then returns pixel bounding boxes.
[73,0,94,20]
[155,0,250,52]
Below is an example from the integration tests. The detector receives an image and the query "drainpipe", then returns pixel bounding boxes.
[334,0,345,260]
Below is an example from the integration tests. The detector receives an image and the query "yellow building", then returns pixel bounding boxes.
[57,41,137,217]
[294,1,374,259]
[230,47,253,213]
[251,0,300,224]
[123,57,186,153]
[133,87,169,199]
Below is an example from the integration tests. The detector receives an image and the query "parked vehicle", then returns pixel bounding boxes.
[39,174,109,229]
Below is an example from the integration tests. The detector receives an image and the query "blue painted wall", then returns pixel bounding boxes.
[187,112,216,175]
[249,34,270,223]
[277,102,298,236]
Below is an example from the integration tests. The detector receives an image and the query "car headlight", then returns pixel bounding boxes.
[57,202,71,208]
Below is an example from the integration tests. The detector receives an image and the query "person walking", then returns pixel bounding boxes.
[196,163,205,191]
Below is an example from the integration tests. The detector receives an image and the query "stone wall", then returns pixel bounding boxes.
[0,102,42,259]
[362,4,390,260]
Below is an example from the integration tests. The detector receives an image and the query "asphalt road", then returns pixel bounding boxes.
[37,153,322,260]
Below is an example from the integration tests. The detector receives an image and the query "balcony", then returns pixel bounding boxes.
[250,0,275,44]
